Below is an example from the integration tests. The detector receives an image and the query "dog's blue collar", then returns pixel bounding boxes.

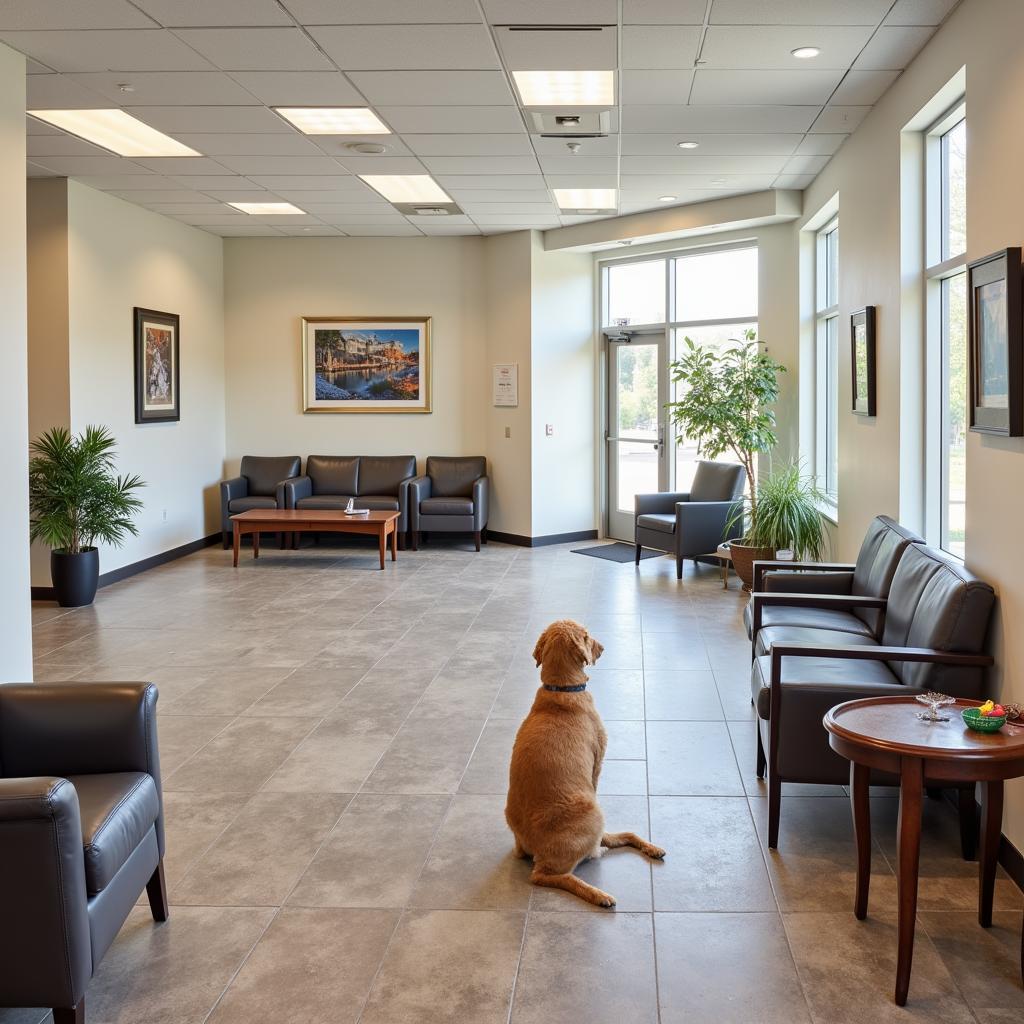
[543,684,587,692]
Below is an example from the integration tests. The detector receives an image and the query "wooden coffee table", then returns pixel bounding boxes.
[824,695,1024,1005]
[230,509,400,570]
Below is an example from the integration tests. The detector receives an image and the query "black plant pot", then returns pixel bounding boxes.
[51,547,100,607]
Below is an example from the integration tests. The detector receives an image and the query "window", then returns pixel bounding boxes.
[814,218,839,507]
[926,107,967,558]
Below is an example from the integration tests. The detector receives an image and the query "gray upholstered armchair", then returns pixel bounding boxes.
[409,456,489,551]
[219,455,301,548]
[0,683,167,1024]
[634,461,746,579]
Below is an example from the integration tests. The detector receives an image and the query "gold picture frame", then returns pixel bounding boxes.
[301,315,432,414]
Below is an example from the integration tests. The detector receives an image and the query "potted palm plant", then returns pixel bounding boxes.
[29,426,145,607]
[667,329,788,589]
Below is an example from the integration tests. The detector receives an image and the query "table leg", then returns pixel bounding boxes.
[390,522,397,562]
[895,757,923,1007]
[851,761,871,920]
[979,779,1004,928]
[720,558,727,589]
[232,523,240,568]
[378,526,386,570]
[253,530,260,559]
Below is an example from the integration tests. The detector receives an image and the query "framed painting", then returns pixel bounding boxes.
[302,316,431,414]
[968,247,1022,436]
[133,307,179,424]
[850,306,876,417]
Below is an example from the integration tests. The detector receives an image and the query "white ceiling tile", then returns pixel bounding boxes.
[624,104,818,132]
[830,68,901,105]
[333,155,428,173]
[285,0,481,22]
[621,70,693,104]
[379,106,525,133]
[68,71,256,105]
[133,156,236,174]
[108,190,219,204]
[416,224,481,234]
[26,58,55,73]
[310,25,499,71]
[532,134,618,156]
[27,133,109,157]
[27,73,117,108]
[298,203,397,215]
[537,156,617,174]
[228,71,365,105]
[349,71,513,106]
[691,68,844,105]
[248,175,368,189]
[130,105,291,133]
[214,154,345,174]
[884,0,959,26]
[29,155,149,175]
[0,29,214,72]
[406,214,475,225]
[0,1,157,30]
[311,136,415,158]
[26,116,61,135]
[622,1,707,24]
[446,188,551,202]
[794,133,848,154]
[709,1,890,24]
[773,173,816,189]
[810,105,870,132]
[171,133,323,156]
[700,25,874,69]
[264,187,377,202]
[132,1,293,26]
[404,134,534,157]
[420,156,540,175]
[235,213,319,223]
[781,153,831,174]
[543,173,617,188]
[199,188,278,201]
[852,25,936,69]
[621,133,803,154]
[313,212,409,223]
[480,0,617,22]
[460,203,554,216]
[341,224,423,235]
[619,172,777,190]
[207,224,285,234]
[473,215,559,225]
[70,174,178,189]
[175,28,333,71]
[28,162,61,177]
[620,153,787,174]
[495,26,617,71]
[141,202,234,214]
[435,174,548,189]
[169,174,264,188]
[621,26,701,69]
[276,226,345,235]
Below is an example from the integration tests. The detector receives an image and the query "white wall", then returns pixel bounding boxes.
[0,42,31,680]
[798,0,1024,850]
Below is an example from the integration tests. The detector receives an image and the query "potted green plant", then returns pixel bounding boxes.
[667,329,787,589]
[29,426,145,607]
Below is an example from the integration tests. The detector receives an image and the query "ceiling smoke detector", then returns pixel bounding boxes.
[566,141,582,154]
[347,142,388,154]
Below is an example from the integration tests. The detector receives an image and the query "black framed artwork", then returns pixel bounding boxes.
[850,306,876,417]
[968,247,1022,436]
[133,307,180,424]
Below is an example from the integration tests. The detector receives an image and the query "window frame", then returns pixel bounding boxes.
[814,217,840,511]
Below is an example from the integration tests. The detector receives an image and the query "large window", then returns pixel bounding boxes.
[814,218,839,507]
[926,107,967,558]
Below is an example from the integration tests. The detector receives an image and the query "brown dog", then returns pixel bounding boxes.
[505,620,665,907]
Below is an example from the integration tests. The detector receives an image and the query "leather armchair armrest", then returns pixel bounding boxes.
[751,592,887,638]
[274,477,297,508]
[676,499,740,558]
[0,777,91,1008]
[473,475,489,530]
[753,559,856,592]
[220,475,247,530]
[281,475,312,508]
[635,491,690,516]
[771,642,994,671]
[761,570,855,595]
[408,475,431,530]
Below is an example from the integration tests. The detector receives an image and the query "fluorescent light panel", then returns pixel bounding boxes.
[28,108,200,157]
[553,187,617,210]
[512,70,614,107]
[274,107,390,135]
[359,174,451,204]
[229,201,305,215]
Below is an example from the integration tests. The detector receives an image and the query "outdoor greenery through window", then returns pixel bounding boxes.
[815,218,839,507]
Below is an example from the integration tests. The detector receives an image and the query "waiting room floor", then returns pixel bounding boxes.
[9,539,1024,1024]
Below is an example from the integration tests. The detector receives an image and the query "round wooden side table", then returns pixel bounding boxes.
[823,696,1024,1006]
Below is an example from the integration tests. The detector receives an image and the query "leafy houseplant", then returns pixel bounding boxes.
[29,426,145,607]
[733,462,829,561]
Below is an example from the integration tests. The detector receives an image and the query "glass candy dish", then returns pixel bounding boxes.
[915,691,956,722]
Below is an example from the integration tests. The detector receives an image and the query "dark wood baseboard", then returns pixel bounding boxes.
[487,529,598,548]
[1000,831,1024,893]
[31,534,220,601]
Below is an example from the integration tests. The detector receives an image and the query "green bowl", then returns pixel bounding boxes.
[962,708,1006,733]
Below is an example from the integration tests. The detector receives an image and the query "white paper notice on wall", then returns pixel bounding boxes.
[493,363,518,407]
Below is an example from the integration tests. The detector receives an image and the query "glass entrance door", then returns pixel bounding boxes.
[606,337,669,540]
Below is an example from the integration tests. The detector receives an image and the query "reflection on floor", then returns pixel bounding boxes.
[10,539,1023,1024]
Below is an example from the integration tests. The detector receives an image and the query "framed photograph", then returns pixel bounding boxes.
[302,316,431,414]
[850,306,876,417]
[968,247,1022,436]
[133,307,179,424]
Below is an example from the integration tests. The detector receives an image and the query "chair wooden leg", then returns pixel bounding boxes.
[767,765,782,849]
[146,860,169,922]
[675,555,683,580]
[53,1001,84,1024]
[755,726,766,779]
[474,531,481,552]
[959,785,977,861]
[411,531,419,551]
[635,543,642,566]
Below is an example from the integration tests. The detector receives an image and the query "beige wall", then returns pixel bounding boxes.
[0,42,31,680]
[799,0,1024,848]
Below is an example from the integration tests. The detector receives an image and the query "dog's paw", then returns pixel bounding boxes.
[645,844,667,860]
[597,894,616,908]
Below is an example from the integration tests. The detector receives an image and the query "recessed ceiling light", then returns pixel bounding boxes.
[229,201,305,215]
[791,46,820,59]
[274,107,390,135]
[359,174,452,204]
[512,70,614,107]
[659,195,677,202]
[677,141,700,149]
[28,109,199,157]
[552,187,617,210]
[710,179,728,186]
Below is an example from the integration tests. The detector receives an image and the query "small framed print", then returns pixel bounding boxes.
[850,306,876,417]
[968,247,1022,436]
[133,307,180,424]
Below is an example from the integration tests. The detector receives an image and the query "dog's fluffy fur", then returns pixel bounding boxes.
[505,620,665,907]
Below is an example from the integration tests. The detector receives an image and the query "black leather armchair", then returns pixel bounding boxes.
[634,461,746,579]
[219,455,301,548]
[0,683,167,1024]
[408,456,489,551]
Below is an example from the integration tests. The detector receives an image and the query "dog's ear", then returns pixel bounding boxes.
[532,630,548,667]
[569,622,599,666]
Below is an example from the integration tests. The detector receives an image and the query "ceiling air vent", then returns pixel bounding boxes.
[412,207,449,216]
[528,110,611,137]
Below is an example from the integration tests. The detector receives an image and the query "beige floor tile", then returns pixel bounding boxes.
[158,667,293,716]
[160,791,248,888]
[241,670,362,717]
[641,632,712,671]
[604,719,647,759]
[726,720,847,797]
[646,720,744,795]
[643,669,723,720]
[585,669,645,720]
[458,717,519,794]
[597,758,648,795]
[156,714,235,775]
